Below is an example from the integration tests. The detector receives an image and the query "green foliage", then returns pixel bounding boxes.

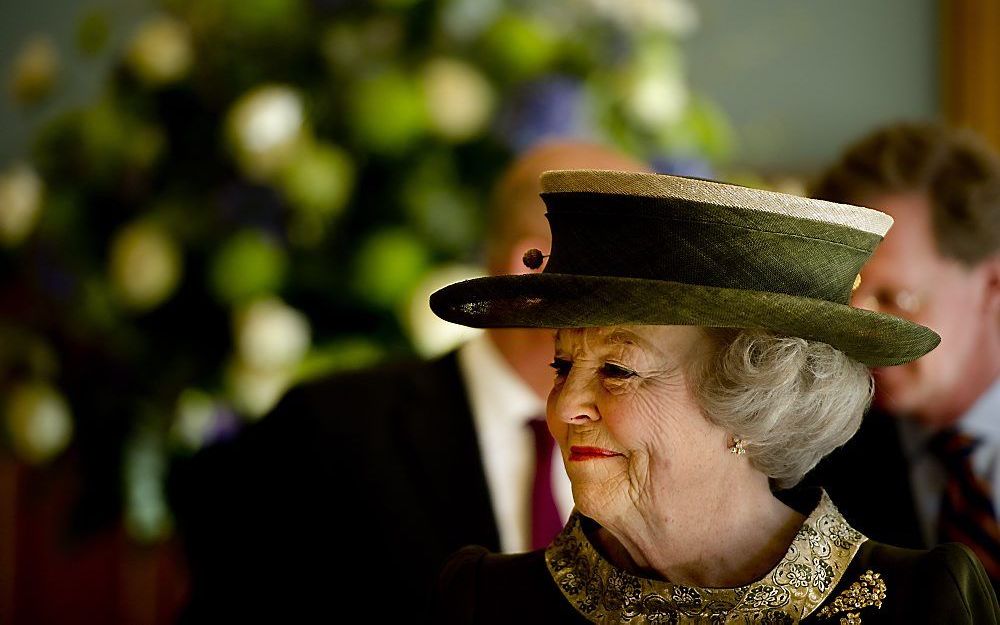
[348,69,428,155]
[353,228,432,308]
[1,0,729,541]
[76,9,111,56]
[210,230,288,304]
[480,15,561,81]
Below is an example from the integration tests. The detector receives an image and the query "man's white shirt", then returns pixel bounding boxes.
[458,334,574,553]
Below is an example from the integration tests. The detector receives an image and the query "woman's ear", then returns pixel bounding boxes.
[506,235,550,275]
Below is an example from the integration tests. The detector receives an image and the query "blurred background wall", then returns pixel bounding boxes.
[0,1,994,624]
[686,0,938,173]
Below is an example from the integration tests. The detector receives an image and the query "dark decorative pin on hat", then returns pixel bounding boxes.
[431,169,940,367]
[522,248,547,270]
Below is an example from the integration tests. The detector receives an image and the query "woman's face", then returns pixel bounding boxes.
[547,325,730,524]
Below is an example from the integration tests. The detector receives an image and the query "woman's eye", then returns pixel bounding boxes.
[549,358,572,377]
[601,363,637,379]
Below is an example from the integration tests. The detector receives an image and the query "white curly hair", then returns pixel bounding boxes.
[693,329,874,489]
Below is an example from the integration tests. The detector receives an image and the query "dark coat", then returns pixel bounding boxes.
[803,408,924,549]
[168,352,499,622]
[432,540,999,624]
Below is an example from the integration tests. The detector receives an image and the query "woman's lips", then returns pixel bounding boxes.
[569,446,623,461]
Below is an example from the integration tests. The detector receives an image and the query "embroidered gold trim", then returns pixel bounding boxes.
[815,570,886,623]
[545,491,866,624]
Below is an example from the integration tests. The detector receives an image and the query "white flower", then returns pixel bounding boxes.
[5,382,73,465]
[126,15,193,86]
[109,221,182,311]
[0,164,43,247]
[422,58,495,142]
[227,85,306,180]
[234,297,311,371]
[626,71,687,127]
[227,359,293,419]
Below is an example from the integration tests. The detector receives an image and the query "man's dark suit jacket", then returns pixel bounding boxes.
[168,352,499,622]
[803,407,924,549]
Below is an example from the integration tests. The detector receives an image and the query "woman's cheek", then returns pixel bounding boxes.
[547,416,568,447]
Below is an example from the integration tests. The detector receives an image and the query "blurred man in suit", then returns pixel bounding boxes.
[807,123,1000,587]
[168,141,649,621]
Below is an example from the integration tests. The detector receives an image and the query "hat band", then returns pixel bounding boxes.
[541,193,881,305]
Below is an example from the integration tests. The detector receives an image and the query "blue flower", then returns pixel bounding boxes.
[496,76,592,152]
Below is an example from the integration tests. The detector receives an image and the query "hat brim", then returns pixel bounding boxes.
[430,273,939,367]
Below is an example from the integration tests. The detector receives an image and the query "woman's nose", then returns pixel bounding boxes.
[550,370,600,424]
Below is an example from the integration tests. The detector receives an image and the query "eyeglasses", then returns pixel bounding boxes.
[853,287,924,315]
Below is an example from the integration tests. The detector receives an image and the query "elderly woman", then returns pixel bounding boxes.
[428,170,999,624]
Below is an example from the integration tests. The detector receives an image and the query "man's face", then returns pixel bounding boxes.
[852,192,996,427]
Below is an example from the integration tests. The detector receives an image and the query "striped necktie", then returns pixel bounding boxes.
[527,418,563,550]
[929,428,1000,580]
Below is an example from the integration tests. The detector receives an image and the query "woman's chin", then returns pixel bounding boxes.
[571,483,623,521]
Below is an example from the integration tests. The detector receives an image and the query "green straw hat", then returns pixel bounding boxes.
[430,169,939,366]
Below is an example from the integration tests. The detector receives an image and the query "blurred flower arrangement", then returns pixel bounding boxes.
[1,0,731,541]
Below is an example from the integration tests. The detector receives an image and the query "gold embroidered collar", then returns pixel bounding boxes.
[545,491,866,624]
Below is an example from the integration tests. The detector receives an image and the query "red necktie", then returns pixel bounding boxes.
[930,429,1000,580]
[528,418,563,550]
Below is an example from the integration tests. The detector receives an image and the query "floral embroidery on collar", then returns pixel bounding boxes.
[545,491,866,624]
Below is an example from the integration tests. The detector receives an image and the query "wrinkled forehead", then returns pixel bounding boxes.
[553,325,683,356]
[556,326,637,345]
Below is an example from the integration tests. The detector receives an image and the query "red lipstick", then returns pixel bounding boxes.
[569,446,623,461]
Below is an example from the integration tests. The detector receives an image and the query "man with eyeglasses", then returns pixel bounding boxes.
[805,122,1000,591]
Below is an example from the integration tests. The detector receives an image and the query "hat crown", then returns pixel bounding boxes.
[539,171,883,306]
[541,169,893,236]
